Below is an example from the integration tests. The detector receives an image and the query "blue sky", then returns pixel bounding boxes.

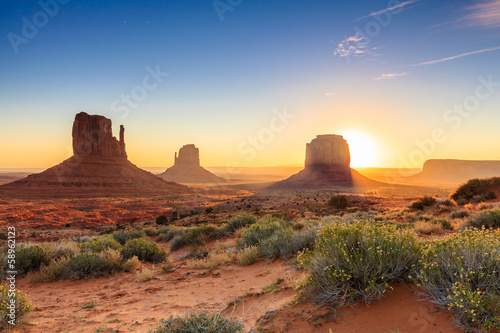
[1,0,499,168]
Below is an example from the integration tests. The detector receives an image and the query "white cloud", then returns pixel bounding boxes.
[463,0,500,28]
[356,0,420,21]
[324,92,337,96]
[333,32,376,60]
[375,72,409,80]
[413,46,500,66]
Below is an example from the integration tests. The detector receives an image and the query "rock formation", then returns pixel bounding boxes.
[72,112,127,158]
[408,159,500,184]
[159,144,226,184]
[270,134,380,189]
[1,112,186,194]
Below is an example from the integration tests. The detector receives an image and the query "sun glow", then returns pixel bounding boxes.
[339,130,380,168]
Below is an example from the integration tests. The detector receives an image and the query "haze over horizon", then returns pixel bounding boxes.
[1,0,499,169]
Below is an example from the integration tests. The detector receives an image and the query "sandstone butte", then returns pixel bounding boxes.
[159,144,226,184]
[1,112,186,192]
[270,134,381,189]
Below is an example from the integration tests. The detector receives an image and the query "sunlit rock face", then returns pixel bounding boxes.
[159,144,225,184]
[72,112,127,158]
[270,134,380,189]
[305,135,350,169]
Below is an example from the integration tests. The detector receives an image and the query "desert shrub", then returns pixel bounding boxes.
[205,206,214,214]
[451,177,500,203]
[414,229,500,332]
[168,225,223,251]
[468,210,500,229]
[64,250,122,279]
[112,229,146,245]
[343,211,377,224]
[156,215,169,225]
[409,196,437,211]
[42,239,81,259]
[414,221,444,235]
[436,198,454,208]
[238,246,260,266]
[121,238,166,263]
[136,267,155,282]
[38,256,71,282]
[143,227,160,237]
[14,244,49,276]
[224,214,257,233]
[121,256,140,272]
[79,236,122,253]
[292,220,307,230]
[237,217,290,248]
[449,209,470,219]
[259,228,317,260]
[186,252,232,270]
[328,195,348,209]
[456,198,469,206]
[433,219,453,230]
[150,311,243,333]
[473,192,497,203]
[299,221,421,307]
[0,284,32,329]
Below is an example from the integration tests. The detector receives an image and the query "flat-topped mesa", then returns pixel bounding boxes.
[174,144,200,166]
[305,134,350,169]
[72,112,127,158]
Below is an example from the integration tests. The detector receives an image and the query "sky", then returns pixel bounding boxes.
[1,0,499,169]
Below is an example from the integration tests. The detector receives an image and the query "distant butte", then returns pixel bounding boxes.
[159,144,226,184]
[1,112,186,195]
[270,134,381,189]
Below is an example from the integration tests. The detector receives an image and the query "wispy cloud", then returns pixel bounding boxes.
[356,0,420,21]
[375,72,409,80]
[324,92,337,96]
[463,0,500,28]
[333,32,376,60]
[413,46,500,66]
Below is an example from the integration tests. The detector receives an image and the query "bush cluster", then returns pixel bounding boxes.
[414,229,500,332]
[409,196,437,211]
[451,177,500,203]
[328,195,348,209]
[299,221,421,307]
[150,312,243,333]
[121,238,167,263]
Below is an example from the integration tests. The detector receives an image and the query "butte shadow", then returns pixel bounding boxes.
[269,134,383,190]
[0,112,187,198]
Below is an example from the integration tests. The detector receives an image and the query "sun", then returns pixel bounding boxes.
[338,130,380,168]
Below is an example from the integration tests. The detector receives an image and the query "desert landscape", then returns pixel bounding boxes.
[1,1,500,333]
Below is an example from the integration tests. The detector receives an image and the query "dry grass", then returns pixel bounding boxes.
[186,252,233,270]
[136,267,155,282]
[414,221,444,235]
[121,256,140,272]
[238,246,260,266]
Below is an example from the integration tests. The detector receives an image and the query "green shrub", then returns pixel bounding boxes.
[15,244,49,275]
[409,196,437,211]
[121,239,166,263]
[0,284,32,329]
[150,312,243,333]
[237,217,289,248]
[451,177,500,203]
[143,227,160,237]
[112,229,146,245]
[328,195,348,209]
[156,215,169,225]
[224,214,257,233]
[79,236,122,253]
[259,228,317,259]
[414,229,500,332]
[300,221,421,307]
[436,198,454,208]
[468,210,500,229]
[238,246,260,266]
[168,225,222,251]
[432,219,453,230]
[64,250,122,279]
[449,209,469,219]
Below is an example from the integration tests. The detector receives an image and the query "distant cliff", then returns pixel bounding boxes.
[408,159,500,184]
